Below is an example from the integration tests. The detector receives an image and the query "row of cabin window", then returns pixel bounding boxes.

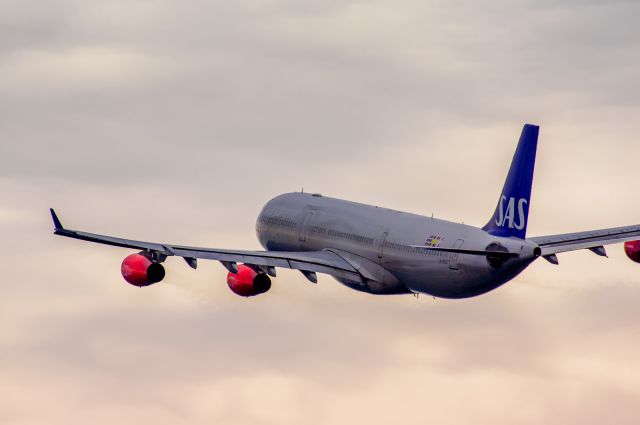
[383,241,445,256]
[326,229,375,245]
[307,225,327,235]
[262,215,297,229]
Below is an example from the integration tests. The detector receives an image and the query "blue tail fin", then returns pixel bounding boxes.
[483,124,539,239]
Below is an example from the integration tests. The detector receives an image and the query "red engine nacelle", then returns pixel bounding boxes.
[121,253,166,287]
[625,241,640,263]
[227,264,271,297]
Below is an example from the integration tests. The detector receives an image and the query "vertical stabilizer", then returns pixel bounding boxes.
[483,124,539,239]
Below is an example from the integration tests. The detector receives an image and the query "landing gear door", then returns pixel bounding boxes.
[449,239,464,270]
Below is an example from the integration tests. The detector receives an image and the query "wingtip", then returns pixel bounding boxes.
[50,208,63,231]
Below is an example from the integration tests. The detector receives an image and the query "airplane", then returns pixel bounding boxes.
[50,124,640,299]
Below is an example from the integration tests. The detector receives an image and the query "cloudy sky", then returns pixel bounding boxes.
[2,0,640,424]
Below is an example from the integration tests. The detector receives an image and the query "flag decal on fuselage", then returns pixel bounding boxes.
[425,235,444,247]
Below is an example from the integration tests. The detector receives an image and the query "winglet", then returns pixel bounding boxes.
[50,208,64,231]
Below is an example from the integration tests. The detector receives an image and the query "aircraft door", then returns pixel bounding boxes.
[378,231,389,260]
[449,239,464,270]
[299,211,315,243]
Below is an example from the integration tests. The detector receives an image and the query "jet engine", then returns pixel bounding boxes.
[227,264,271,297]
[624,241,640,263]
[121,253,166,287]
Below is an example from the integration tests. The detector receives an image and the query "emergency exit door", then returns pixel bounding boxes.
[449,239,465,270]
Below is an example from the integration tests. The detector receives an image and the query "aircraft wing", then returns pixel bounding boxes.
[529,225,640,256]
[50,209,364,283]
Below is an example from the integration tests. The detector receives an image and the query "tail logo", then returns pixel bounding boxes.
[494,195,528,231]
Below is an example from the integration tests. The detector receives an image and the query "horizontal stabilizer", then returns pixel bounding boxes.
[530,225,640,256]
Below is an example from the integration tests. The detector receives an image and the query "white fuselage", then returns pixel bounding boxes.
[256,193,540,298]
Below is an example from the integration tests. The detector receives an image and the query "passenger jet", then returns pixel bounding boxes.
[51,124,640,298]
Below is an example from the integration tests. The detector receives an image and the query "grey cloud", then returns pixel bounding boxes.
[3,0,638,187]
